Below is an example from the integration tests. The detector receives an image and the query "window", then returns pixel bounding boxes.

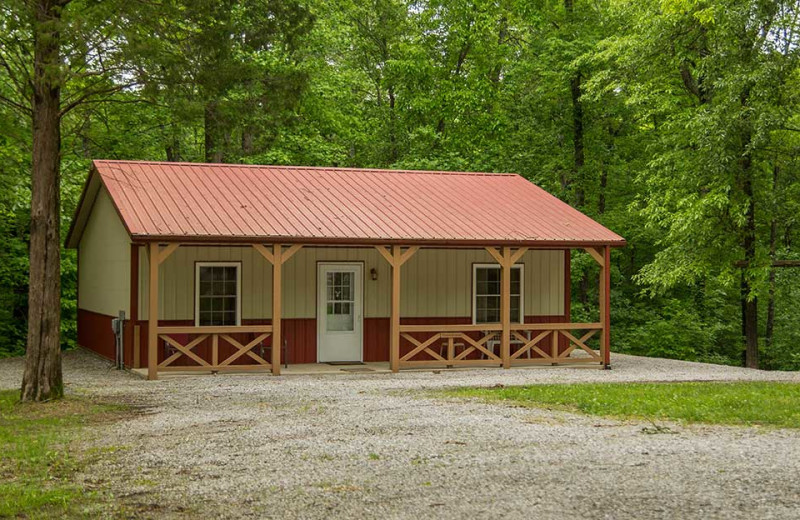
[325,271,355,332]
[195,263,241,326]
[473,264,523,324]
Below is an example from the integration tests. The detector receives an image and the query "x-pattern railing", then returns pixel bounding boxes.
[397,322,603,368]
[156,325,273,372]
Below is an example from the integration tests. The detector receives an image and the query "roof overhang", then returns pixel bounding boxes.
[128,235,626,249]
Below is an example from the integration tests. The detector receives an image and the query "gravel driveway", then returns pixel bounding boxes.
[2,351,799,519]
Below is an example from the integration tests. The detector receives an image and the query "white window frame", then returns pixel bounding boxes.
[472,263,524,324]
[195,262,242,327]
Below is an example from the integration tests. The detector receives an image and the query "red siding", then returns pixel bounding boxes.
[364,318,390,362]
[78,309,116,362]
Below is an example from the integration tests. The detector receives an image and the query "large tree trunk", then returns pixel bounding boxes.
[204,101,223,163]
[21,0,65,402]
[570,72,585,208]
[741,156,758,369]
[765,218,776,348]
[765,165,779,349]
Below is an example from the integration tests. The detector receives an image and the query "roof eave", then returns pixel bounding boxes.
[129,234,627,249]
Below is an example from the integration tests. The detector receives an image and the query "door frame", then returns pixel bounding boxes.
[316,261,365,363]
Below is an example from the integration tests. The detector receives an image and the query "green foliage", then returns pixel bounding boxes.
[443,382,800,428]
[1,0,798,368]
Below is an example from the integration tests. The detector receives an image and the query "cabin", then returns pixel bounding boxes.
[65,160,625,379]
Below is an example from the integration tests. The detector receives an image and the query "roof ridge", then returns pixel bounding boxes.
[93,159,518,177]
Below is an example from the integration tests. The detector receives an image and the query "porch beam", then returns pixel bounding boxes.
[272,243,283,375]
[600,245,611,367]
[147,242,159,380]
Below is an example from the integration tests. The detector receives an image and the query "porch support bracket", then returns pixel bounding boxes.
[484,246,528,369]
[252,243,304,375]
[375,245,419,372]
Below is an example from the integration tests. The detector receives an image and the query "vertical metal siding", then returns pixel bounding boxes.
[139,246,564,320]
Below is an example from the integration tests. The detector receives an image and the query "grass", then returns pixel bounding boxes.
[441,381,800,428]
[0,389,128,518]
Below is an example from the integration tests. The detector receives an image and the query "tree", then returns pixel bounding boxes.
[1,0,157,400]
[596,0,800,368]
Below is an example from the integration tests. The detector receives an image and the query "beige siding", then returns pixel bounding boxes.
[78,188,131,316]
[139,246,273,320]
[140,246,565,320]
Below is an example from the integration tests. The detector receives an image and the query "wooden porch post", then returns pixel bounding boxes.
[485,246,527,369]
[374,245,417,373]
[147,242,159,380]
[272,243,283,376]
[600,245,611,367]
[390,245,402,372]
[501,247,512,369]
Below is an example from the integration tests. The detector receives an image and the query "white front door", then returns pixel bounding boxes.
[317,263,363,362]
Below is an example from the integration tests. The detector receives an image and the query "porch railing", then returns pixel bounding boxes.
[398,324,502,368]
[397,322,603,369]
[509,323,603,365]
[156,325,273,372]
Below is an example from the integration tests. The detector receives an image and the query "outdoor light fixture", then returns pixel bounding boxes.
[370,268,378,281]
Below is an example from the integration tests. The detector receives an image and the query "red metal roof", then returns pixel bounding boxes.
[70,160,625,247]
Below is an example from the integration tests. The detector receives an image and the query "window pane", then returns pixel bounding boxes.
[511,295,521,323]
[224,281,236,296]
[327,305,354,332]
[511,268,522,294]
[197,265,238,326]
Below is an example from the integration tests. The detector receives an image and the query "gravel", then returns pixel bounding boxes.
[1,350,799,519]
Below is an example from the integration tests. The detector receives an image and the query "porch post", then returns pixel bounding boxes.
[147,242,159,380]
[390,245,402,372]
[500,247,511,369]
[600,245,611,367]
[272,243,283,375]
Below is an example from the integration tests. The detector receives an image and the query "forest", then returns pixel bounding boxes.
[1,0,799,372]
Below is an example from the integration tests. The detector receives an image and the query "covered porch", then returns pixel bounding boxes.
[136,242,611,380]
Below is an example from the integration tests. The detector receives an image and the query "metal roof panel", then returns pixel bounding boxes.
[87,160,625,246]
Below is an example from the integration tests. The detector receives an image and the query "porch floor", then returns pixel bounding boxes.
[130,362,393,378]
[129,359,605,379]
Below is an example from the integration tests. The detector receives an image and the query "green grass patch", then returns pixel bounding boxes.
[441,382,800,428]
[0,389,128,518]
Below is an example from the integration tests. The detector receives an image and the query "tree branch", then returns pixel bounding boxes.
[0,92,32,116]
[735,260,800,268]
[59,82,137,117]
